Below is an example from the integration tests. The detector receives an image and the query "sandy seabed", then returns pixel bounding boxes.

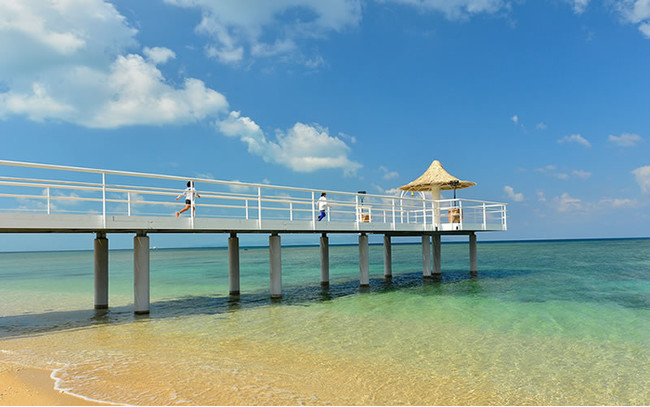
[0,361,109,406]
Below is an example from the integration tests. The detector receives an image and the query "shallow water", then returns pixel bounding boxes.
[1,239,649,405]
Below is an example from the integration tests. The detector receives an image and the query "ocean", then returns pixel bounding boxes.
[0,238,648,405]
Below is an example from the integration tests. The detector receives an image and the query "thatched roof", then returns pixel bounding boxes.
[398,160,476,192]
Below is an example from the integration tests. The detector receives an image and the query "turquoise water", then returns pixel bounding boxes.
[0,239,648,405]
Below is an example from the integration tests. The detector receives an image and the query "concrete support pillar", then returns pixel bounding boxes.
[469,232,477,275]
[228,233,240,295]
[359,233,370,287]
[422,235,432,278]
[269,233,282,298]
[320,233,329,286]
[432,234,441,275]
[133,233,150,314]
[383,235,392,279]
[94,233,109,310]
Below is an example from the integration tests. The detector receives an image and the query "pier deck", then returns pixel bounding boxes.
[0,160,507,313]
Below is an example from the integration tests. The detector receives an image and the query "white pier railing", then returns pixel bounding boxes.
[0,160,507,233]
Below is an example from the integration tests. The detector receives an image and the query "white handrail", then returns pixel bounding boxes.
[0,160,508,232]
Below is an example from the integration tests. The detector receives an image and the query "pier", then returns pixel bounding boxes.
[0,160,507,313]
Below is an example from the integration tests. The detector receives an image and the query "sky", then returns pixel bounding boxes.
[1,0,650,251]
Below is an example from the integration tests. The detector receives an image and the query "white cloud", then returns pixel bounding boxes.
[558,133,591,148]
[0,53,229,128]
[553,192,583,212]
[504,185,524,202]
[614,0,650,38]
[0,0,137,79]
[379,166,400,180]
[165,0,362,65]
[598,198,639,209]
[571,170,592,179]
[632,165,650,194]
[217,112,361,174]
[511,114,519,124]
[568,0,590,14]
[537,190,547,202]
[536,122,547,130]
[143,47,176,64]
[0,1,227,128]
[608,132,643,147]
[381,0,510,20]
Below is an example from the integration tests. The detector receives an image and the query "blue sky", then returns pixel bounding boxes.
[1,0,650,250]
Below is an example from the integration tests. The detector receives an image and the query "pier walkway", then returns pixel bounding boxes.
[0,160,507,313]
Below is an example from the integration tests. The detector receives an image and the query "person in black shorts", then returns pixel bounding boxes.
[175,181,201,217]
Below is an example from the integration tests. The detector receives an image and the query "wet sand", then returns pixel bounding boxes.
[0,362,110,406]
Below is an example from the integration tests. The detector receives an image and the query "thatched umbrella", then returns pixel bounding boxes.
[399,160,476,224]
[399,160,476,200]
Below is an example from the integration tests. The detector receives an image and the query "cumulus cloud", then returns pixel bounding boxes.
[558,133,591,148]
[143,46,176,64]
[608,132,643,147]
[0,0,137,78]
[504,185,524,202]
[614,0,650,39]
[632,165,650,194]
[164,0,362,65]
[217,112,361,175]
[568,0,590,14]
[0,1,227,128]
[381,0,510,20]
[0,53,229,128]
[379,166,400,180]
[571,170,592,179]
[553,192,583,212]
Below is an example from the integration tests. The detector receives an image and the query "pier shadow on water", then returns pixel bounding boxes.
[0,268,529,339]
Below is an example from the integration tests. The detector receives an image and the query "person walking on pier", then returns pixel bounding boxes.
[176,181,201,217]
[317,192,330,221]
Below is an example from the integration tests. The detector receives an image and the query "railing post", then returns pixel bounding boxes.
[311,191,316,230]
[190,186,195,229]
[391,199,396,231]
[127,192,131,216]
[290,202,293,221]
[102,172,106,228]
[355,195,360,229]
[245,200,249,220]
[459,200,463,230]
[257,187,262,228]
[482,203,487,230]
[46,187,51,214]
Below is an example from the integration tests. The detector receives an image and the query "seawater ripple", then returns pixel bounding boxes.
[0,239,649,405]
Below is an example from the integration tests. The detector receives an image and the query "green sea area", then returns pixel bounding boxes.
[0,238,648,405]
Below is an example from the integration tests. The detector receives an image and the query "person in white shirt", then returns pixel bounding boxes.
[317,192,330,221]
[175,181,201,217]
